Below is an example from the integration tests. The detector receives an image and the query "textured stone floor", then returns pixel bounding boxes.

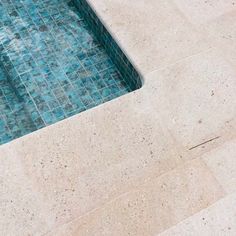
[0,0,236,235]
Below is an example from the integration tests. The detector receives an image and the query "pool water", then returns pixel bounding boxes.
[0,0,141,145]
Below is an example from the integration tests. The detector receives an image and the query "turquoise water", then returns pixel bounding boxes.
[0,0,141,145]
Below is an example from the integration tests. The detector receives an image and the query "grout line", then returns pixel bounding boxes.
[143,47,213,81]
[42,189,136,236]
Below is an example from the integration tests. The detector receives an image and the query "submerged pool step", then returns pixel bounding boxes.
[0,48,48,130]
[0,66,36,144]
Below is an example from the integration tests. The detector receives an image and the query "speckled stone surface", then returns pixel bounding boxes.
[0,0,236,235]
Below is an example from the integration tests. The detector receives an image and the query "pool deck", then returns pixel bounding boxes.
[0,0,236,235]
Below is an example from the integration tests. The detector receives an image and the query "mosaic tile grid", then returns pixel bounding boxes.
[0,0,141,145]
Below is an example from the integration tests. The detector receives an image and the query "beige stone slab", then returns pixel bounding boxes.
[45,159,224,236]
[145,50,236,151]
[173,0,236,25]
[0,91,185,231]
[87,0,209,75]
[202,139,236,194]
[200,11,236,67]
[0,149,54,236]
[158,192,236,236]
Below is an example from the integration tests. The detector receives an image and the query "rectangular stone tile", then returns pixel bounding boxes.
[173,0,236,25]
[87,0,209,74]
[159,192,236,236]
[202,139,236,194]
[200,11,236,67]
[145,50,236,151]
[0,149,55,236]
[46,159,224,236]
[1,92,184,229]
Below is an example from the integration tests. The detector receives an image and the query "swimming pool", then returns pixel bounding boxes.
[0,0,142,145]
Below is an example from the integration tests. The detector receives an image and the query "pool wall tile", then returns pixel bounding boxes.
[0,0,142,145]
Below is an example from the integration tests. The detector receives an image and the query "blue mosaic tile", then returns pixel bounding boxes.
[0,0,142,145]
